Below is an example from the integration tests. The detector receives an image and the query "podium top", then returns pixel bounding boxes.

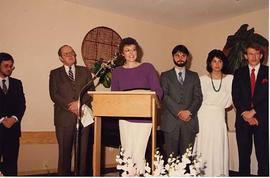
[88,91,160,109]
[88,91,156,96]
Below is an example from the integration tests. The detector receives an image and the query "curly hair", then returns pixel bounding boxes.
[206,49,229,74]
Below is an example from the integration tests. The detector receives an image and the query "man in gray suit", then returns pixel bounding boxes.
[160,45,202,158]
[49,45,95,175]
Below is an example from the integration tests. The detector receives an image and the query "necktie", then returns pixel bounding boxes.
[178,72,184,85]
[2,79,8,94]
[68,67,74,81]
[250,68,255,97]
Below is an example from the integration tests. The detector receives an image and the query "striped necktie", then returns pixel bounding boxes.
[68,66,74,81]
[2,79,8,94]
[178,72,184,85]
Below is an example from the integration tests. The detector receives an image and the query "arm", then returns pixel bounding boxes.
[232,70,247,115]
[81,70,95,106]
[2,80,26,128]
[232,70,258,125]
[111,69,120,91]
[13,80,26,122]
[148,64,163,101]
[49,70,69,111]
[187,73,203,116]
[160,72,181,119]
[69,68,95,115]
[225,75,233,109]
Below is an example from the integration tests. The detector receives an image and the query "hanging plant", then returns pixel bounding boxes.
[223,24,268,74]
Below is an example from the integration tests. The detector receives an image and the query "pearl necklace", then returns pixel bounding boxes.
[210,73,223,92]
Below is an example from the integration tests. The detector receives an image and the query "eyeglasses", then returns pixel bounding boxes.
[2,64,15,70]
[62,51,76,57]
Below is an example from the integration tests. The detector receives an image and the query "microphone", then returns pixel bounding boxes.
[75,53,124,175]
[95,54,125,78]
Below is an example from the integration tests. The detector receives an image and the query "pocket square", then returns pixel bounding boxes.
[261,78,268,84]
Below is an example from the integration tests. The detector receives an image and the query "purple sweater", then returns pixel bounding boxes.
[111,63,163,100]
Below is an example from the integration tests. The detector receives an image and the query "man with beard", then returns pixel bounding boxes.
[0,52,26,176]
[160,45,202,158]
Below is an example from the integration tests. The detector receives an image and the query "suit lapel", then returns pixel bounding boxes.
[168,68,180,86]
[183,70,192,86]
[254,65,265,94]
[242,66,252,97]
[60,66,74,82]
[75,66,81,83]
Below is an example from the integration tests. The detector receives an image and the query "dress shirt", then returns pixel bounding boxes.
[0,77,9,91]
[64,64,75,80]
[248,63,260,80]
[174,67,186,81]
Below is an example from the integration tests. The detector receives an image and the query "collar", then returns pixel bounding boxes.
[174,66,186,74]
[0,76,9,82]
[248,63,260,78]
[64,64,75,71]
[248,63,260,72]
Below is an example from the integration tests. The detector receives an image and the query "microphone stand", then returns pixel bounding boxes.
[74,63,110,176]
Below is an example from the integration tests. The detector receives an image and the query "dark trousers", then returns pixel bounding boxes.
[236,125,269,176]
[0,128,20,176]
[55,124,93,176]
[163,125,195,160]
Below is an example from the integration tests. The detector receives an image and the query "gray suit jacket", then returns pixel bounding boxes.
[160,68,202,134]
[49,65,95,127]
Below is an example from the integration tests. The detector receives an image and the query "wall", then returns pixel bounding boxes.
[0,0,181,131]
[0,0,268,175]
[0,0,181,174]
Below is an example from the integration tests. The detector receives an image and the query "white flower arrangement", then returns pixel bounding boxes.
[116,146,206,177]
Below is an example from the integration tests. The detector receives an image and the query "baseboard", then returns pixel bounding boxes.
[21,131,57,144]
[18,168,57,176]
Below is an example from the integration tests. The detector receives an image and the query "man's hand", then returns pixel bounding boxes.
[177,110,192,122]
[242,109,256,120]
[2,117,17,128]
[245,117,259,126]
[68,101,79,116]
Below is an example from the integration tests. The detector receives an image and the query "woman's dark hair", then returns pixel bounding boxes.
[119,37,139,54]
[118,37,143,61]
[206,49,229,74]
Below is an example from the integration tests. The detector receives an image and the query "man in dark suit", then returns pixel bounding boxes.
[160,45,202,158]
[0,52,26,176]
[232,43,269,176]
[49,45,95,176]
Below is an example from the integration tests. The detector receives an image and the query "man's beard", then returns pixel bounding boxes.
[174,60,187,67]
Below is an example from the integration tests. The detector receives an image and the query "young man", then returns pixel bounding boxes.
[160,45,202,158]
[232,43,269,176]
[0,52,26,176]
[49,45,95,175]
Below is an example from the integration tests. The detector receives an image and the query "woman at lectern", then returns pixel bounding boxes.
[111,37,163,175]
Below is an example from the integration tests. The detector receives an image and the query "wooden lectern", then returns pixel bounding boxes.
[88,91,159,176]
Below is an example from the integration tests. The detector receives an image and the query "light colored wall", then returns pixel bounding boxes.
[0,0,180,131]
[0,0,268,175]
[1,1,267,132]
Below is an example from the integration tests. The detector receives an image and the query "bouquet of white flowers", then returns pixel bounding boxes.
[116,146,206,177]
